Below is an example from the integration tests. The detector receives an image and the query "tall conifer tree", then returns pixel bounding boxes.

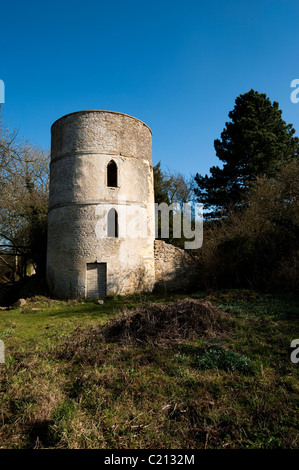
[194,89,299,217]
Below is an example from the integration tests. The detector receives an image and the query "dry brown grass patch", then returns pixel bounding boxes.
[103,298,226,346]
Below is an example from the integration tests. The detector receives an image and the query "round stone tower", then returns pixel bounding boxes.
[47,110,155,298]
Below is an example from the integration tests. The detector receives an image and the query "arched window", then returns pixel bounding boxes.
[107,208,118,238]
[107,160,117,187]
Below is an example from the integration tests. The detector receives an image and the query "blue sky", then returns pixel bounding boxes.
[1,0,299,177]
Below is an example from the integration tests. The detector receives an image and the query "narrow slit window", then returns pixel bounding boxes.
[107,160,117,187]
[107,208,118,238]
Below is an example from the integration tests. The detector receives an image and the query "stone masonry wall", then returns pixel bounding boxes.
[154,240,200,292]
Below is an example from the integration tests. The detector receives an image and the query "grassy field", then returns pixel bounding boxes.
[0,290,298,449]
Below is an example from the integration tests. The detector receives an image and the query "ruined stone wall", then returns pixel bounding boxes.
[154,240,200,292]
[47,111,155,298]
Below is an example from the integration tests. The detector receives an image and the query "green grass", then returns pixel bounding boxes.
[196,345,254,374]
[0,291,298,449]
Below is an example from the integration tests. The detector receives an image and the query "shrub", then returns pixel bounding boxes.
[195,160,299,292]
